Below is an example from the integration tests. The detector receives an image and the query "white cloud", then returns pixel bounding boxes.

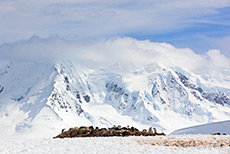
[186,35,230,58]
[206,49,230,68]
[0,36,229,77]
[211,37,230,58]
[0,0,229,43]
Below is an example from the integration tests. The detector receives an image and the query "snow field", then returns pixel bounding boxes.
[0,135,229,154]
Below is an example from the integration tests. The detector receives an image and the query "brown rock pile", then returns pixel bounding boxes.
[53,125,165,138]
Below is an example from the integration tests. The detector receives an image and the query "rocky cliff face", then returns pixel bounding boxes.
[177,72,230,106]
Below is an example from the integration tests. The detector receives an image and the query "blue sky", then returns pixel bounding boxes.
[127,7,230,56]
[0,0,229,57]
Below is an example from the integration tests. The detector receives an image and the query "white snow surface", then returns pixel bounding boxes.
[0,136,230,154]
[171,120,230,135]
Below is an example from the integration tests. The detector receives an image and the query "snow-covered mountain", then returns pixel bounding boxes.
[0,57,229,138]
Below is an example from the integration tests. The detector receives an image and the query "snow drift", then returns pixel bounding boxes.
[171,120,230,135]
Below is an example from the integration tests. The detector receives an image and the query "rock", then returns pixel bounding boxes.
[83,95,90,103]
[148,127,153,133]
[61,128,66,133]
[212,132,221,135]
[53,125,166,138]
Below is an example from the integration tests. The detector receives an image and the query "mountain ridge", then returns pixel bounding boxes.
[0,59,229,138]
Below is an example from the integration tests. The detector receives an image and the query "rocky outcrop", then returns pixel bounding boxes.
[53,125,165,138]
[0,85,3,93]
[177,72,230,105]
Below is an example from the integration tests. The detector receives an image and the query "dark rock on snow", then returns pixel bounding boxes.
[53,125,165,138]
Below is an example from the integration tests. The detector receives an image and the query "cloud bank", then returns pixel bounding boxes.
[0,0,229,43]
[0,0,229,57]
[0,36,229,77]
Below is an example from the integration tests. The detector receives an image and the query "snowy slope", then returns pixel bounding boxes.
[171,120,230,135]
[0,59,229,138]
